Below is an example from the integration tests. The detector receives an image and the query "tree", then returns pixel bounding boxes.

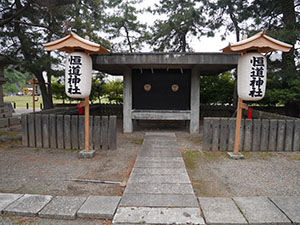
[104,79,123,104]
[3,66,32,94]
[200,72,234,105]
[248,0,300,116]
[202,0,251,42]
[0,0,110,109]
[148,0,206,52]
[202,0,300,116]
[104,0,148,52]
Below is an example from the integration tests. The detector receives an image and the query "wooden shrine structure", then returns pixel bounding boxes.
[92,52,240,133]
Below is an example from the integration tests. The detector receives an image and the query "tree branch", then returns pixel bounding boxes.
[11,20,59,35]
[0,0,31,27]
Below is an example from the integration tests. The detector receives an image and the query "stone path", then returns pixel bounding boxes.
[1,132,300,224]
[113,132,204,224]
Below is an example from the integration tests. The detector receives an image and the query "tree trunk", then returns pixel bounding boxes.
[281,0,298,116]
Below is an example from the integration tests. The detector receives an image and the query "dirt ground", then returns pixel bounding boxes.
[0,121,143,196]
[1,120,300,199]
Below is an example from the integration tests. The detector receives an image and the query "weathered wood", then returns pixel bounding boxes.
[260,119,269,151]
[293,120,300,151]
[64,115,71,149]
[89,116,93,149]
[42,114,50,148]
[109,115,117,150]
[219,118,228,151]
[94,116,101,150]
[35,114,42,148]
[252,119,261,152]
[203,118,212,151]
[244,119,253,152]
[28,114,36,147]
[277,120,285,152]
[269,120,277,152]
[71,115,79,149]
[56,115,64,149]
[49,114,57,149]
[212,118,220,151]
[284,120,294,152]
[79,115,85,150]
[101,116,109,149]
[228,118,236,151]
[21,114,29,146]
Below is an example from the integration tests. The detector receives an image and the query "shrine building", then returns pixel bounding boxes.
[92,52,239,133]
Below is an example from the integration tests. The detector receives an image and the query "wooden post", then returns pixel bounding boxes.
[233,98,248,154]
[84,97,89,152]
[32,81,35,112]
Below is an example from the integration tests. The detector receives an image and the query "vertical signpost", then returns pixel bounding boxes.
[27,78,39,112]
[222,31,292,159]
[44,32,108,158]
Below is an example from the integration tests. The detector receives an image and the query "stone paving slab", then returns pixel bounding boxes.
[3,194,52,216]
[145,132,176,137]
[124,183,194,194]
[134,161,185,168]
[39,196,87,219]
[136,156,184,162]
[120,194,198,207]
[138,151,182,157]
[199,197,248,225]
[113,207,204,225]
[234,197,291,225]
[132,167,187,175]
[128,174,190,184]
[77,196,121,219]
[0,193,23,213]
[270,197,300,225]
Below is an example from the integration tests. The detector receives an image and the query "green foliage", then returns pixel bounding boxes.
[90,76,105,103]
[200,72,234,105]
[148,0,205,52]
[104,79,123,104]
[51,82,67,101]
[3,66,32,94]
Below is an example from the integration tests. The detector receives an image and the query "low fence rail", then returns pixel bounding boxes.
[21,114,117,150]
[203,117,300,152]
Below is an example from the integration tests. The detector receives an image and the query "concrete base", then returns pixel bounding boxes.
[227,152,245,160]
[77,150,96,159]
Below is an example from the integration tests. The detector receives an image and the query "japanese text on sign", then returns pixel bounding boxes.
[249,56,265,98]
[68,55,82,95]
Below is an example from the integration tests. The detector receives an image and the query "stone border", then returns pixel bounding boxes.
[0,193,120,220]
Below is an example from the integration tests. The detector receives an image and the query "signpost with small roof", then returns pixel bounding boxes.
[222,31,292,159]
[44,32,108,158]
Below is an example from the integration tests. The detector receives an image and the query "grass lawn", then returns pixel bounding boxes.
[4,95,109,108]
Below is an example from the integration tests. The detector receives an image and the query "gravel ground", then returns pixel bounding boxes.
[0,122,143,197]
[0,215,109,225]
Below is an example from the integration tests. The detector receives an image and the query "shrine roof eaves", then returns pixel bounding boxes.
[92,52,240,75]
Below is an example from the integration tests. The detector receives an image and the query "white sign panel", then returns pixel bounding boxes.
[65,52,92,98]
[237,52,267,101]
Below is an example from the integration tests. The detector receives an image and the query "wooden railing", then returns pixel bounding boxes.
[21,114,117,150]
[203,117,300,152]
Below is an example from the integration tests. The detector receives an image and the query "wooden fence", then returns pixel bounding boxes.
[203,117,300,152]
[21,114,117,150]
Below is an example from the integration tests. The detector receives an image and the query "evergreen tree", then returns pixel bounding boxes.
[148,0,206,52]
[0,0,109,109]
[104,0,148,52]
[249,0,300,116]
